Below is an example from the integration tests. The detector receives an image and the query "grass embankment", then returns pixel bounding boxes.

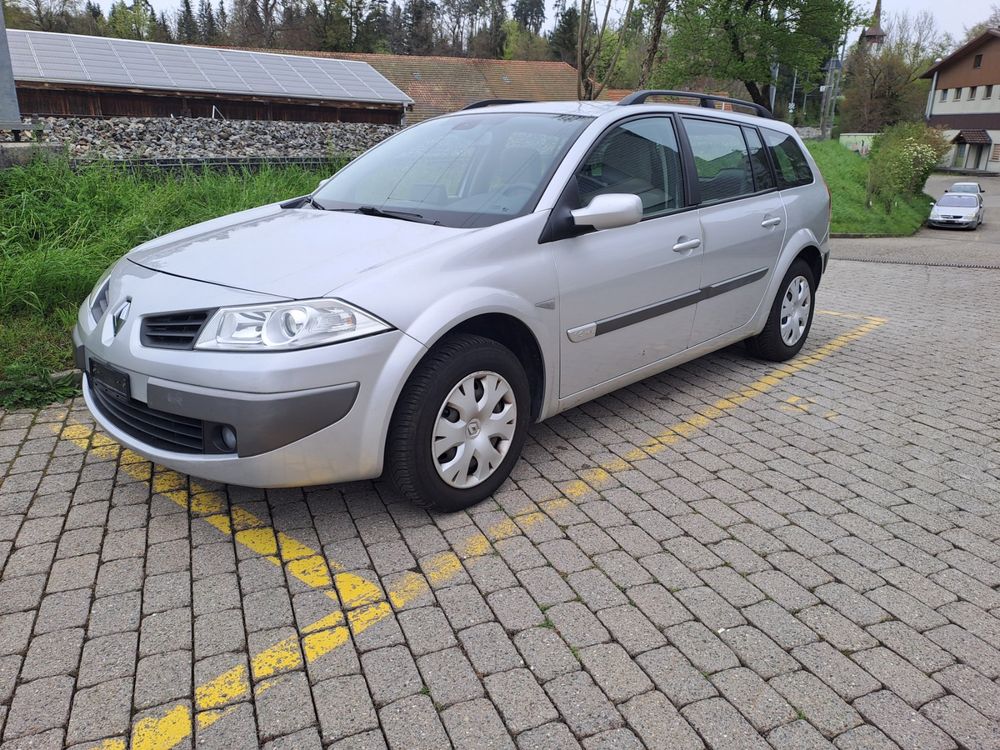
[1,160,333,407]
[806,140,932,236]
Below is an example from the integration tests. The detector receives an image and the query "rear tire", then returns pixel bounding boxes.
[388,334,530,512]
[745,259,815,362]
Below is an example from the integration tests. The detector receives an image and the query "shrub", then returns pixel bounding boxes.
[866,123,949,213]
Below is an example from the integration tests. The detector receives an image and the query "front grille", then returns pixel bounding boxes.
[140,309,214,350]
[91,380,206,453]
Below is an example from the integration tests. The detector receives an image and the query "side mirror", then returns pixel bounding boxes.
[929,201,935,207]
[571,193,643,230]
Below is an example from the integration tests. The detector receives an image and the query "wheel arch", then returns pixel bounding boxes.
[795,244,824,288]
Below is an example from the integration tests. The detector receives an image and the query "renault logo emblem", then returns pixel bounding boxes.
[113,300,131,336]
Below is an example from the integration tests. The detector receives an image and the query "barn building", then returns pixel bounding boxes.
[6,29,412,124]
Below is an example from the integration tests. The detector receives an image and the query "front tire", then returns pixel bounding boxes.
[388,334,530,511]
[745,259,815,362]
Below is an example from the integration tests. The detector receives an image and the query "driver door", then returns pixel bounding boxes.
[549,116,704,398]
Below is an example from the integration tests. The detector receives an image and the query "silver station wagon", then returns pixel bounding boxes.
[75,90,831,511]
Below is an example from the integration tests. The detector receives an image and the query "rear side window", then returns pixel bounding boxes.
[682,118,755,203]
[742,127,776,191]
[762,128,813,189]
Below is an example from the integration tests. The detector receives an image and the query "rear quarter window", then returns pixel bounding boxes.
[762,128,814,189]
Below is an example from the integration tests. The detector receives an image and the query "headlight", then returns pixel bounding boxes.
[194,299,391,351]
[89,265,115,321]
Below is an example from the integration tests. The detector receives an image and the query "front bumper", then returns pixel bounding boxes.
[928,217,976,227]
[75,262,427,487]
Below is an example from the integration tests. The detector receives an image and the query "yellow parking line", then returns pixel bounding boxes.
[54,310,886,749]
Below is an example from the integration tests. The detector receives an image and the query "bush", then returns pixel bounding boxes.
[867,123,949,213]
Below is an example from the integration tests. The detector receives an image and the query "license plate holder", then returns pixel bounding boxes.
[91,359,131,402]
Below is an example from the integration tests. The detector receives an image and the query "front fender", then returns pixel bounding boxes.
[403,287,561,420]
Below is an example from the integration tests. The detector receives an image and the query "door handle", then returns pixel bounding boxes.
[761,217,782,228]
[672,238,701,253]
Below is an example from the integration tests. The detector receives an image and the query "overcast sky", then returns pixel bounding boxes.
[104,0,996,45]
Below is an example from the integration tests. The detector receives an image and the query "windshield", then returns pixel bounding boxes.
[950,184,979,193]
[312,112,593,228]
[938,194,978,207]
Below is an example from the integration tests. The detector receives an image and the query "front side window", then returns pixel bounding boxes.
[762,128,813,189]
[683,117,755,203]
[313,112,592,228]
[575,117,684,216]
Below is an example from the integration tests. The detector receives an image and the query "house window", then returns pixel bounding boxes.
[969,86,978,100]
[940,88,948,101]
[955,88,964,100]
[991,144,1000,161]
[987,85,995,99]
[975,54,984,68]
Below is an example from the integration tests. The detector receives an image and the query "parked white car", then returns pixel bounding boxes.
[929,193,984,229]
[76,91,831,510]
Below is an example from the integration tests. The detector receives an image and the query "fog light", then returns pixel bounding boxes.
[220,425,238,452]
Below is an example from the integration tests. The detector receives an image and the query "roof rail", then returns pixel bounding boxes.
[461,99,534,110]
[617,90,773,119]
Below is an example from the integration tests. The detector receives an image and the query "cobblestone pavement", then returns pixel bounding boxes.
[1,258,999,750]
[831,173,1000,268]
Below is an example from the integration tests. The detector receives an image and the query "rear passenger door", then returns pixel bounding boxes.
[683,117,786,345]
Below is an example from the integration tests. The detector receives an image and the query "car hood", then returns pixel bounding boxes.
[127,204,472,298]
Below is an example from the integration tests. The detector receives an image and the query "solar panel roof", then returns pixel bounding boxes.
[7,29,412,105]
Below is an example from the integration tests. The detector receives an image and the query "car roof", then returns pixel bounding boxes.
[950,182,981,186]
[437,100,796,133]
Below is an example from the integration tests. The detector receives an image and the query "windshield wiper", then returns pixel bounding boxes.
[330,205,439,225]
[281,194,325,210]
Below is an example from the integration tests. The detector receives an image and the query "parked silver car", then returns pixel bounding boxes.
[928,193,984,229]
[75,91,831,510]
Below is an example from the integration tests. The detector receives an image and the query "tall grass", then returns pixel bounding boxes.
[0,158,334,406]
[806,140,932,236]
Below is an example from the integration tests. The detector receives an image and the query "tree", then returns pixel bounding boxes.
[963,4,1000,42]
[18,0,80,31]
[176,0,198,40]
[512,0,543,33]
[404,0,436,53]
[637,0,669,87]
[840,11,952,132]
[107,0,156,38]
[577,0,636,99]
[197,0,218,41]
[548,4,577,63]
[659,0,860,108]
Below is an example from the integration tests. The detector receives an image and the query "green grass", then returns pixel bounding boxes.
[806,140,932,236]
[1,158,338,408]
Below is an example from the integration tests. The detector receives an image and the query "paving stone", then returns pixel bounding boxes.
[488,587,544,633]
[418,646,483,707]
[3,675,74,740]
[770,671,862,738]
[792,641,881,701]
[65,677,131,746]
[193,609,245,659]
[676,586,746,631]
[578,643,652,703]
[142,571,191,614]
[0,612,33,656]
[566,569,628,612]
[0,575,46,616]
[711,667,796,732]
[544,671,623,737]
[194,701,258,749]
[326,730,383,750]
[514,628,578,682]
[437,585,494,630]
[140,608,193,657]
[932,663,1000,721]
[852,647,944,708]
[254,671,317,742]
[134,650,191,709]
[619,691,702,749]
[442,698,515,750]
[596,605,666,656]
[681,697,770,750]
[547,603,610,648]
[919,695,1000,750]
[635,645,718,707]
[718,626,797,680]
[88,591,142,637]
[20,628,83,681]
[767,719,835,750]
[665,621,738,674]
[515,722,582,750]
[459,622,523,675]
[314,675,379,744]
[742,600,818,649]
[854,690,956,750]
[867,586,948,632]
[77,632,137,688]
[485,668,558,734]
[398,606,459,656]
[925,624,1000,678]
[868,622,955,674]
[361,645,423,707]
